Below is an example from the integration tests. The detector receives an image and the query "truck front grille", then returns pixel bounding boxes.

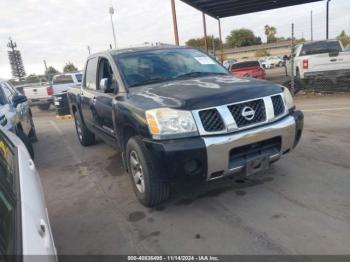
[194,93,287,136]
[271,95,285,117]
[199,109,224,132]
[227,99,266,128]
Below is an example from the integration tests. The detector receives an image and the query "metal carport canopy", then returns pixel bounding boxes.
[180,0,323,18]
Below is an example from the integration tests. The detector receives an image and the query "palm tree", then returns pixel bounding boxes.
[264,25,277,43]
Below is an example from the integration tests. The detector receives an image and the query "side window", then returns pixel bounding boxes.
[0,132,17,257]
[84,57,98,90]
[1,85,15,104]
[75,74,83,83]
[0,84,6,106]
[97,58,115,91]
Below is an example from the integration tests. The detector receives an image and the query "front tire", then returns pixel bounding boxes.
[73,111,95,146]
[126,137,170,207]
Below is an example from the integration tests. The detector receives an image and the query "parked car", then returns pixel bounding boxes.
[229,60,266,80]
[0,127,57,260]
[223,59,237,69]
[261,56,285,69]
[68,47,304,207]
[293,40,350,86]
[0,80,36,158]
[52,72,82,95]
[17,81,53,110]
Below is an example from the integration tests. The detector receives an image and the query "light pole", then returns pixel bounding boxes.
[326,0,331,40]
[109,6,117,49]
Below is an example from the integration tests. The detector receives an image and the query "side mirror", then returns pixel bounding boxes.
[100,78,119,94]
[100,78,111,92]
[13,94,27,108]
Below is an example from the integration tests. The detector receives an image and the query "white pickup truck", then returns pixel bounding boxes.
[18,81,53,110]
[293,40,350,87]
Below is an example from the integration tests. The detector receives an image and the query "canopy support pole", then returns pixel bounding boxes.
[218,18,223,62]
[202,12,208,52]
[171,0,179,46]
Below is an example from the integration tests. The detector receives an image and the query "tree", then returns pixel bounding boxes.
[25,74,40,83]
[225,29,262,48]
[255,49,270,57]
[185,36,222,50]
[264,25,277,43]
[63,62,78,73]
[45,66,60,80]
[337,30,350,47]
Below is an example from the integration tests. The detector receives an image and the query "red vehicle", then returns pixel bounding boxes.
[229,60,266,80]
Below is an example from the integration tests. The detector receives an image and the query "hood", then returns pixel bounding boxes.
[128,75,284,110]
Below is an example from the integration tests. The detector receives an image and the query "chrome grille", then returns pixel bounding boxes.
[199,109,224,132]
[193,93,287,136]
[271,95,285,117]
[227,99,266,128]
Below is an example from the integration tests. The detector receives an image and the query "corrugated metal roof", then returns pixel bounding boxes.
[180,0,323,18]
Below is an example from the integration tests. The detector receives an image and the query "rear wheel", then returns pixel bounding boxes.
[17,129,34,159]
[38,103,51,110]
[126,137,170,207]
[73,111,95,146]
[29,118,38,142]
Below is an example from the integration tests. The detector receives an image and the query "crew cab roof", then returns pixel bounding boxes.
[89,46,187,58]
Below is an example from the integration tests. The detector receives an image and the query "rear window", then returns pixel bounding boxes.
[231,61,260,70]
[300,41,342,56]
[52,75,74,85]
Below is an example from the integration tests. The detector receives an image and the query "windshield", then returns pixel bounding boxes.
[300,41,342,56]
[114,48,228,87]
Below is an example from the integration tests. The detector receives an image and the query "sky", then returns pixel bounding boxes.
[0,0,349,79]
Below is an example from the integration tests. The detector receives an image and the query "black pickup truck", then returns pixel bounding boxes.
[68,47,304,206]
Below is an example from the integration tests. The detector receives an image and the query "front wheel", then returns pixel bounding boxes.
[126,137,170,207]
[73,111,95,146]
[17,129,34,159]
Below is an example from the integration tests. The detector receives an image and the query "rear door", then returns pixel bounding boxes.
[80,57,99,129]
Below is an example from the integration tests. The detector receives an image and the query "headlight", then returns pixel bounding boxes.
[146,108,198,139]
[282,87,295,110]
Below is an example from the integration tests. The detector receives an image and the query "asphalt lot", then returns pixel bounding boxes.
[32,93,350,255]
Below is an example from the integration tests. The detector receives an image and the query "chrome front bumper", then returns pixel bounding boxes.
[203,115,297,180]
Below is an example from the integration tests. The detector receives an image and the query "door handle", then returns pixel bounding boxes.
[330,59,337,62]
[38,219,47,237]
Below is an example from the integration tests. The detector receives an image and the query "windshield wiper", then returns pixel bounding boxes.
[129,77,169,87]
[174,72,226,79]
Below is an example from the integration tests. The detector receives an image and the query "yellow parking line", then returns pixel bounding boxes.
[303,107,350,112]
[56,114,72,120]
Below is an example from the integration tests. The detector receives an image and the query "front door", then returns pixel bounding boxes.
[93,57,117,136]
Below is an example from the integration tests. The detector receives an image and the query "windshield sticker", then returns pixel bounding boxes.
[194,57,216,65]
